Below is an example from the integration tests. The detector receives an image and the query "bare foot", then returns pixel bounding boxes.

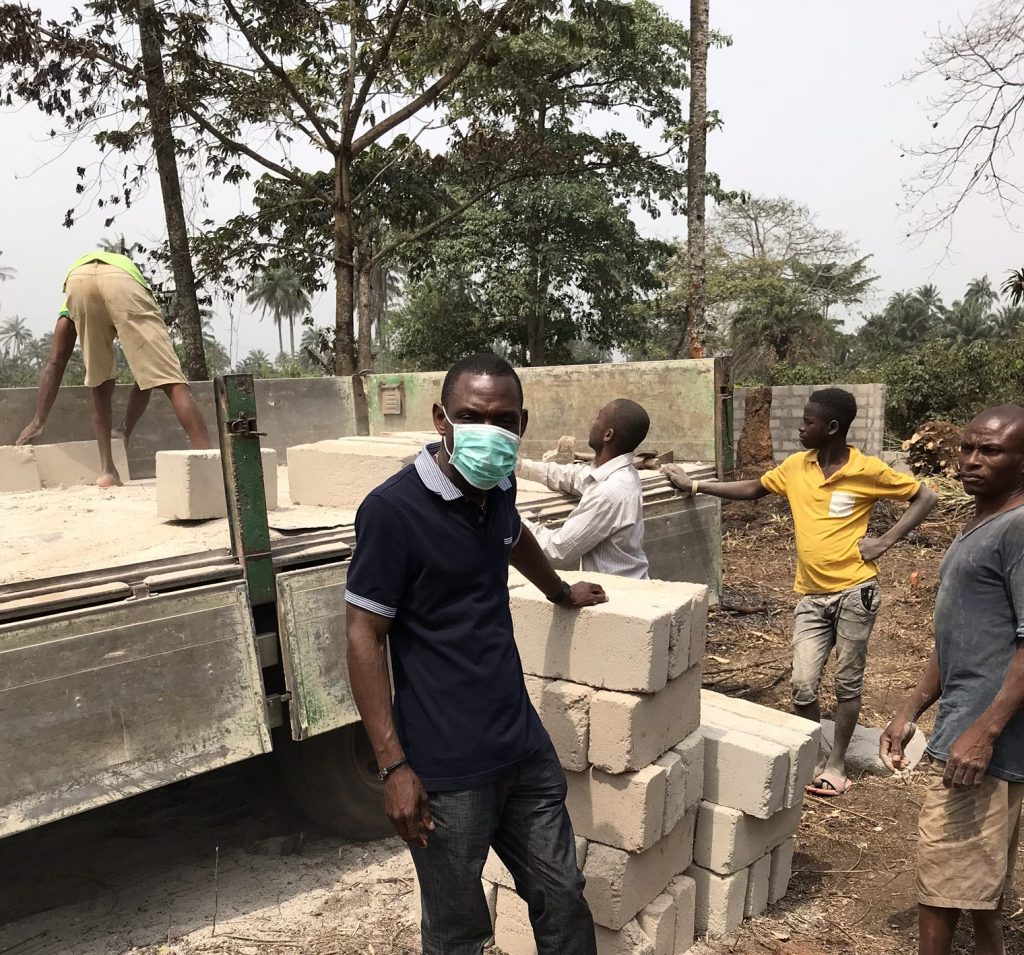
[95,470,123,488]
[15,420,44,446]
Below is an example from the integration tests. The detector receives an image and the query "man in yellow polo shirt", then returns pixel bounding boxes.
[663,387,937,796]
[16,251,209,487]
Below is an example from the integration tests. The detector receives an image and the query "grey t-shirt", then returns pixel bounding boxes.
[927,504,1024,781]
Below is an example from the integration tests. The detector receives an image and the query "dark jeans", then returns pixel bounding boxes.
[411,742,596,955]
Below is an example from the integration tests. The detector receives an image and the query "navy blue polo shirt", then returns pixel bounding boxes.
[345,443,547,792]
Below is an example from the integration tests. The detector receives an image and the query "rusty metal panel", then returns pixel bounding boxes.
[0,581,271,838]
[276,563,359,740]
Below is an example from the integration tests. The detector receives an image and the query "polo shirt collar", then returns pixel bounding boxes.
[808,445,866,481]
[590,452,635,483]
[414,442,512,500]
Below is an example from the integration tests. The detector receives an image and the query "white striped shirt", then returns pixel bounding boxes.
[519,453,649,579]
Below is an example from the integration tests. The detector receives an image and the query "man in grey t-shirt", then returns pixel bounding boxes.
[881,404,1024,955]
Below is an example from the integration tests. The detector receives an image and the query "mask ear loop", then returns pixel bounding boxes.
[441,406,455,458]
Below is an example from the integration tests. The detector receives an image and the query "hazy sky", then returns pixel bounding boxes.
[0,0,1014,360]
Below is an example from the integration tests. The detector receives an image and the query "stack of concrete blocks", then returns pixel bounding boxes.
[483,570,709,955]
[686,690,818,936]
[156,448,278,519]
[0,439,130,491]
[286,437,420,508]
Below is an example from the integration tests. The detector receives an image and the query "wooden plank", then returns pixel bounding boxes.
[0,581,271,837]
[276,563,360,740]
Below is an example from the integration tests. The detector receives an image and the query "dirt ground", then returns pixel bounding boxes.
[0,493,1019,955]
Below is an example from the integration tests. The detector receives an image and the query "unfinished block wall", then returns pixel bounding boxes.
[732,383,886,463]
[458,572,818,954]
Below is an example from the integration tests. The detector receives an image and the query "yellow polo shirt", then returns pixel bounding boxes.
[760,447,920,595]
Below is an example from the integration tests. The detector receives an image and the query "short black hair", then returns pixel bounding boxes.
[608,399,651,453]
[808,387,857,434]
[441,353,523,407]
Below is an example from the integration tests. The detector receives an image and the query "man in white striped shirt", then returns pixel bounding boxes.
[517,399,650,579]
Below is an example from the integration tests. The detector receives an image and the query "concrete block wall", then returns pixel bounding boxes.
[732,383,885,464]
[481,580,815,953]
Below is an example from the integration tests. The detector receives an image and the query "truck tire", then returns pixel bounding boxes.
[275,722,391,840]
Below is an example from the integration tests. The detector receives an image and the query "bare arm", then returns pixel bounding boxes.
[15,316,77,445]
[880,648,942,770]
[858,485,939,562]
[511,523,608,608]
[661,464,770,501]
[345,604,433,846]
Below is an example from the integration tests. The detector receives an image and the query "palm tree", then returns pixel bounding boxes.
[1001,267,1024,306]
[97,235,129,255]
[992,305,1024,339]
[0,316,33,358]
[234,349,275,377]
[964,275,997,311]
[246,265,312,358]
[912,283,945,324]
[939,301,994,346]
[0,252,15,283]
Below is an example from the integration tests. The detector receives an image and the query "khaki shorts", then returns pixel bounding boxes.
[65,262,187,389]
[791,579,880,706]
[917,756,1024,910]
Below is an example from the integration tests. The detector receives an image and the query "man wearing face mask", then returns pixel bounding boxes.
[345,353,607,955]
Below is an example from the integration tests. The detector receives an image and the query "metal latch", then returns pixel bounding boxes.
[228,414,266,437]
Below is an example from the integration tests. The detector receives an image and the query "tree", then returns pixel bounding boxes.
[904,1,1024,231]
[992,304,1024,338]
[234,348,275,377]
[0,316,32,358]
[965,274,997,311]
[686,0,710,359]
[0,251,15,282]
[1001,267,1024,306]
[98,235,130,255]
[246,265,312,358]
[939,300,994,346]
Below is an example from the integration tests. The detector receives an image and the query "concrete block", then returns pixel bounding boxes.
[654,750,686,837]
[156,448,278,519]
[701,692,819,807]
[584,809,696,931]
[743,853,772,918]
[34,438,130,487]
[688,587,708,669]
[665,877,696,955]
[497,886,531,928]
[768,837,795,904]
[596,920,656,955]
[670,731,705,812]
[510,583,672,693]
[0,445,41,492]
[494,914,536,955]
[539,680,594,772]
[579,575,708,680]
[686,864,748,938]
[638,892,677,955]
[567,762,668,852]
[523,673,548,712]
[699,724,789,819]
[589,666,701,774]
[693,801,803,876]
[287,438,417,508]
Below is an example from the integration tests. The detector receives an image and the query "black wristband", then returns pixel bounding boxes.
[547,580,571,605]
[377,756,409,782]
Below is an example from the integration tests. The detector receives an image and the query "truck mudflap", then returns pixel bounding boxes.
[275,562,360,741]
[0,580,272,838]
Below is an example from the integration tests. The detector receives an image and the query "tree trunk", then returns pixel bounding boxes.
[136,0,209,381]
[686,0,709,360]
[276,314,283,359]
[356,262,373,371]
[333,149,357,375]
[289,315,295,357]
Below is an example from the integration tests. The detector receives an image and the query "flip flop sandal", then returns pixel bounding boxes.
[806,771,852,797]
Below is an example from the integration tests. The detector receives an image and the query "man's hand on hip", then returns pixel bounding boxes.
[857,536,889,562]
[384,765,434,847]
[565,582,608,609]
[943,725,995,788]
